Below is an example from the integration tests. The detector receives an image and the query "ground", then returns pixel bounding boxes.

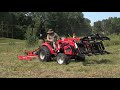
[0,38,120,78]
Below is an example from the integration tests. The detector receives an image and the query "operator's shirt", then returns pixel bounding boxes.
[47,33,59,42]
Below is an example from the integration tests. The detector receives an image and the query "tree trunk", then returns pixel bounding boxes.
[12,26,13,38]
[1,21,3,37]
[7,25,8,38]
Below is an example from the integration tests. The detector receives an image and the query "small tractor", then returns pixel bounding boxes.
[18,33,110,65]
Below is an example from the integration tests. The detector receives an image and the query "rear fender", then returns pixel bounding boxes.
[42,42,55,54]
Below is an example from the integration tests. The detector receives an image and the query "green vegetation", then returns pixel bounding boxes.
[103,34,120,46]
[0,12,92,46]
[93,17,120,35]
[0,12,92,39]
[25,27,39,47]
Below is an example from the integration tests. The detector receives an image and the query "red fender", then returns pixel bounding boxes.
[42,42,55,54]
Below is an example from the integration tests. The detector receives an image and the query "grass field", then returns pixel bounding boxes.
[0,38,23,43]
[0,37,120,78]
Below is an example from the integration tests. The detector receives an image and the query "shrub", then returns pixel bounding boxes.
[25,27,39,47]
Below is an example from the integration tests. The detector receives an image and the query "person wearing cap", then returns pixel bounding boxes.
[47,29,60,51]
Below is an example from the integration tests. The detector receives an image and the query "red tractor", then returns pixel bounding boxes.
[18,33,110,65]
[38,33,110,65]
[39,37,85,65]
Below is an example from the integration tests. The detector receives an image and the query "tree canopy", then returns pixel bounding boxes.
[0,12,92,39]
[93,17,120,35]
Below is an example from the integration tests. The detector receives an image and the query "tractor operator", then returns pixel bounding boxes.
[47,29,60,51]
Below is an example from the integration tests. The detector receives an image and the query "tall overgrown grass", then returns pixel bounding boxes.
[103,34,120,47]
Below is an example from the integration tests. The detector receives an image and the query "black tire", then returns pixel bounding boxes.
[56,53,70,65]
[39,46,51,62]
[75,54,85,62]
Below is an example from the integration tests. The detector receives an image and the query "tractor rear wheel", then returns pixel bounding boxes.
[39,46,51,62]
[56,53,69,65]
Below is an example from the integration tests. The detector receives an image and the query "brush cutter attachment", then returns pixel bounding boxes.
[18,48,39,60]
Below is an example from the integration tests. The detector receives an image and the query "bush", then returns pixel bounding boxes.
[25,27,39,47]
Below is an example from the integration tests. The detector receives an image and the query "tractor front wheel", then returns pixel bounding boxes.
[56,53,69,65]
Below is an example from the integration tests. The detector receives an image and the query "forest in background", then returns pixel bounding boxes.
[0,12,120,40]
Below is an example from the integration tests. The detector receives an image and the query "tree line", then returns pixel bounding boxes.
[0,12,92,40]
[0,12,120,40]
[93,17,120,35]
